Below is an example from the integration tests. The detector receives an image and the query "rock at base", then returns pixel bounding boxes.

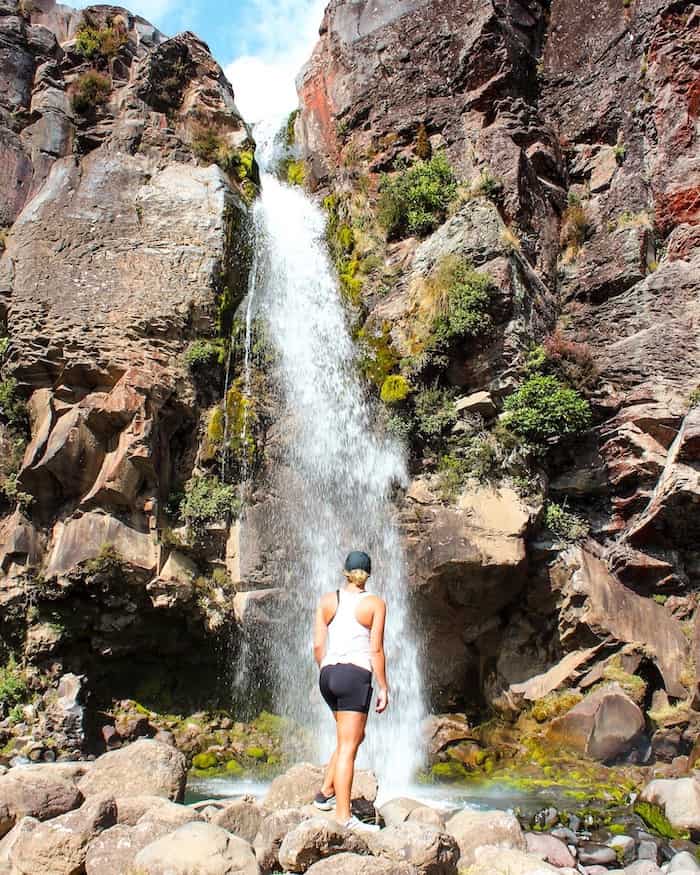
[546,684,646,761]
[445,808,525,867]
[305,851,418,874]
[278,816,369,872]
[78,739,187,802]
[366,823,459,874]
[459,846,561,874]
[212,798,264,843]
[133,821,258,874]
[263,763,377,809]
[0,766,83,838]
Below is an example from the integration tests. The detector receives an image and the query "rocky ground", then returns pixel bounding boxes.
[0,739,699,874]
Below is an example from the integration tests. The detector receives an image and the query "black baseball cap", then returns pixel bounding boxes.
[344,551,371,574]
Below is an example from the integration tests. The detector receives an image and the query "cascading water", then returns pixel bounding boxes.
[239,117,425,795]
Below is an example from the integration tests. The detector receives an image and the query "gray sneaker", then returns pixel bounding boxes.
[343,815,380,832]
[313,790,336,811]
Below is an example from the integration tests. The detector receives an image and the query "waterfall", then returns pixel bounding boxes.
[241,118,425,795]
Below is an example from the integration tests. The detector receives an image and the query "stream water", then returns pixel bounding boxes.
[232,119,425,796]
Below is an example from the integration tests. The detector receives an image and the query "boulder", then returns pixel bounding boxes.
[254,808,307,874]
[422,716,472,759]
[640,776,700,830]
[546,684,646,761]
[133,821,259,875]
[212,798,264,843]
[115,795,180,825]
[379,798,423,828]
[407,807,446,830]
[305,852,418,874]
[459,846,561,874]
[263,764,377,809]
[278,816,369,872]
[9,794,117,875]
[551,545,688,697]
[445,808,525,867]
[525,832,576,868]
[42,673,86,753]
[0,766,83,838]
[78,739,187,802]
[366,823,459,875]
[85,821,173,875]
[137,798,203,830]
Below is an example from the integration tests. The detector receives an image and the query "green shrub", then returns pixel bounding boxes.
[71,71,111,114]
[432,266,494,346]
[0,472,32,509]
[380,375,411,405]
[378,152,457,240]
[527,331,598,393]
[285,109,299,147]
[413,386,457,442]
[206,381,257,468]
[688,386,700,408]
[0,657,28,717]
[544,501,590,542]
[74,24,126,59]
[0,337,9,363]
[287,160,306,186]
[179,475,240,532]
[502,375,592,447]
[0,378,25,429]
[357,325,399,388]
[472,169,503,200]
[184,340,226,372]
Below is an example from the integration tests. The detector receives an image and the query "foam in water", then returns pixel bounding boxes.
[238,116,425,797]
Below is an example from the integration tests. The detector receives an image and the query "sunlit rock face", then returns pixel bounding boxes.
[0,1,255,713]
[296,0,700,720]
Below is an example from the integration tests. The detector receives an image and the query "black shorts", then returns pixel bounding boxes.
[319,663,373,714]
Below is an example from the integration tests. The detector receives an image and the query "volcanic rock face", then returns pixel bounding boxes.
[0,0,255,726]
[296,0,700,721]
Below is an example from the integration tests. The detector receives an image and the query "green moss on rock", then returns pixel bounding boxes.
[225,759,244,775]
[380,375,411,405]
[192,751,218,770]
[633,801,689,840]
[245,746,267,761]
[431,762,469,782]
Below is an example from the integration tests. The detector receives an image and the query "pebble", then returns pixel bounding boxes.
[579,843,618,866]
[638,841,660,863]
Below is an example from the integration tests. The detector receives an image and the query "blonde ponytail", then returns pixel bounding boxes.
[344,569,369,587]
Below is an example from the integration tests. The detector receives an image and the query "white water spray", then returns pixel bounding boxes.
[241,117,425,795]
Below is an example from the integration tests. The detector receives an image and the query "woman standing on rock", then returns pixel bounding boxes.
[312,550,389,831]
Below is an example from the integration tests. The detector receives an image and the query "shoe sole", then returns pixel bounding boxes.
[314,799,335,811]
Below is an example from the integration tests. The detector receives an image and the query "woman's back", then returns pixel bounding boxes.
[321,589,372,673]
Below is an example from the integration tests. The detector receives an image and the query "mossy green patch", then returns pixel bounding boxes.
[245,746,267,761]
[431,762,469,782]
[192,751,218,770]
[225,759,244,775]
[380,375,411,405]
[633,801,689,840]
[530,690,583,723]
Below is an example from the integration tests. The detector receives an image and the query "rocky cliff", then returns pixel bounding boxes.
[0,0,259,735]
[294,0,700,759]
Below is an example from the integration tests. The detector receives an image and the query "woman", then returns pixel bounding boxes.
[312,550,389,831]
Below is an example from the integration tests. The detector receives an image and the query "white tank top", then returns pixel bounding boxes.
[321,589,373,673]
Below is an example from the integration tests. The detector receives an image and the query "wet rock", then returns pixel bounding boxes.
[637,840,659,862]
[263,763,377,809]
[279,816,369,872]
[78,739,187,803]
[546,684,646,761]
[422,716,472,759]
[640,777,700,831]
[525,832,576,868]
[366,823,459,874]
[212,797,264,843]
[445,808,525,867]
[133,821,258,875]
[578,843,618,866]
[9,793,117,875]
[609,835,636,865]
[0,765,83,838]
[379,798,424,828]
[305,852,417,874]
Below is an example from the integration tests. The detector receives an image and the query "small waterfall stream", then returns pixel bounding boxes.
[238,119,425,795]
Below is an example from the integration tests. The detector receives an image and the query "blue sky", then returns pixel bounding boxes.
[74,0,326,121]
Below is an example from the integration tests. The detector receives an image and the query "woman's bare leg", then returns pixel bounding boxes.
[321,724,338,797]
[334,711,368,822]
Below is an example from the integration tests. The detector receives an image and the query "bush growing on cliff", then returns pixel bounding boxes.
[71,71,112,114]
[380,375,411,405]
[0,378,25,430]
[560,203,592,259]
[179,475,241,533]
[75,23,126,60]
[432,264,495,346]
[184,340,226,372]
[378,152,457,240]
[413,385,457,443]
[502,375,592,447]
[544,501,589,542]
[0,657,28,718]
[527,331,598,394]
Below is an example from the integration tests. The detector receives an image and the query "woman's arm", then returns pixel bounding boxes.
[313,598,329,666]
[369,598,389,713]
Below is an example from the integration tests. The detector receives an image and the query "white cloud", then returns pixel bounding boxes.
[224,0,325,124]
